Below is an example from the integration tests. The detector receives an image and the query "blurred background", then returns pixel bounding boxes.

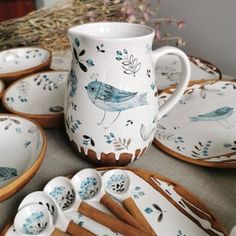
[0,0,235,76]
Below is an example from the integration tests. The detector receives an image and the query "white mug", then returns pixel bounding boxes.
[65,22,191,166]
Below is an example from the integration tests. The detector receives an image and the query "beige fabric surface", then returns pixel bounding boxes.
[0,128,235,233]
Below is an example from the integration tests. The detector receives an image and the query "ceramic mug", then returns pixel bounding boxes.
[65,22,191,166]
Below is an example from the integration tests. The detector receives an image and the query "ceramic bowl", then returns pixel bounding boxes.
[0,80,5,100]
[0,114,47,202]
[0,47,51,84]
[3,71,68,128]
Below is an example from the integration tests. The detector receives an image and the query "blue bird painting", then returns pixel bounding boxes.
[85,80,148,126]
[189,106,234,128]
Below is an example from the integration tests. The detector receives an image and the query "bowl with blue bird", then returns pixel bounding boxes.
[0,47,51,85]
[0,114,47,202]
[2,71,68,128]
[154,79,236,168]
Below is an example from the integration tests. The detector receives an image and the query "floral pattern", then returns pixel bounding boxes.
[106,174,127,193]
[22,211,47,234]
[49,186,75,210]
[115,49,141,76]
[104,132,131,151]
[78,177,99,200]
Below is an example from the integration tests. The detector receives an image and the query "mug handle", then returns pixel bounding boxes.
[151,46,191,120]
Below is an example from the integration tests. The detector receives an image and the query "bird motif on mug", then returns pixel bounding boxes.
[85,80,148,127]
[189,106,234,128]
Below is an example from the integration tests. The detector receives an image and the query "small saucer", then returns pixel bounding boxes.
[3,71,68,128]
[154,79,236,168]
[0,114,47,202]
[0,47,51,84]
[155,55,222,90]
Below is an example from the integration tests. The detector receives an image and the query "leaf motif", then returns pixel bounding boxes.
[134,63,141,73]
[83,135,90,139]
[96,46,99,51]
[122,138,126,144]
[140,124,147,141]
[90,139,95,146]
[79,62,87,72]
[129,55,134,64]
[158,213,163,222]
[28,126,37,133]
[123,69,135,75]
[122,61,130,66]
[73,48,78,62]
[152,203,162,212]
[115,147,125,151]
[133,58,138,67]
[11,119,20,124]
[127,138,131,146]
[79,49,85,56]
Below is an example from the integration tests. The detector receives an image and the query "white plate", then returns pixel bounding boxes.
[0,114,46,201]
[3,168,227,236]
[155,55,222,90]
[154,80,236,168]
[0,47,50,75]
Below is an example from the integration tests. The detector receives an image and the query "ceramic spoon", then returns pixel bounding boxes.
[14,203,66,236]
[103,169,157,236]
[18,191,95,236]
[71,168,145,231]
[44,176,150,236]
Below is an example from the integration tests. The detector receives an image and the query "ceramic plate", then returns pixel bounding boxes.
[3,71,68,128]
[0,47,51,82]
[155,55,222,90]
[50,50,72,71]
[0,80,5,99]
[2,167,227,236]
[0,114,46,202]
[154,80,236,168]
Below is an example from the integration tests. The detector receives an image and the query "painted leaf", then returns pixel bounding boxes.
[153,203,162,212]
[73,48,78,62]
[158,213,163,222]
[83,135,90,139]
[79,49,85,56]
[127,138,131,146]
[79,62,87,72]
[90,139,95,147]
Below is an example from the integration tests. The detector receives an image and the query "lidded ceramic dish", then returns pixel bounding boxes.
[3,71,68,128]
[0,47,51,84]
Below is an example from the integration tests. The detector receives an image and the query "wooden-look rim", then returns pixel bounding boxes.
[0,47,51,80]
[0,167,228,235]
[0,80,5,99]
[187,55,223,80]
[0,113,47,202]
[155,79,236,168]
[2,71,67,120]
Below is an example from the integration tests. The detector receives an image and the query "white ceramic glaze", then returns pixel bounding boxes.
[3,71,68,115]
[155,80,236,167]
[65,22,191,164]
[5,168,227,236]
[155,54,222,90]
[0,115,44,189]
[0,47,50,74]
[14,203,54,236]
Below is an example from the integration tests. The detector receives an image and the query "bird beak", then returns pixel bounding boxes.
[85,86,87,90]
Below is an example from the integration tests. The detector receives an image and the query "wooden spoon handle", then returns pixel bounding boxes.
[100,193,146,232]
[51,228,68,236]
[78,201,152,236]
[66,220,96,236]
[123,197,157,236]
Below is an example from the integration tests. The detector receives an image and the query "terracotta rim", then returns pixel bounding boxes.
[154,79,236,168]
[0,113,47,202]
[0,167,228,235]
[0,80,5,99]
[0,47,51,80]
[2,71,66,121]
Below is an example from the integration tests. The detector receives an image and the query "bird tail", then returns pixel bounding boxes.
[189,116,200,122]
[138,92,148,106]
